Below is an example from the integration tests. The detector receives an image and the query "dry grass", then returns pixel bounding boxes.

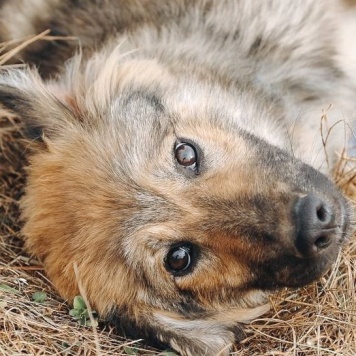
[0,39,355,356]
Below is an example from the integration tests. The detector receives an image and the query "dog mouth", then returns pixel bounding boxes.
[250,251,337,289]
[256,233,349,290]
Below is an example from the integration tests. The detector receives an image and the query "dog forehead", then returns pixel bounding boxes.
[161,80,289,150]
[105,88,261,174]
[79,52,286,151]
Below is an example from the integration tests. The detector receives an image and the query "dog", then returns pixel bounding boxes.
[0,1,355,355]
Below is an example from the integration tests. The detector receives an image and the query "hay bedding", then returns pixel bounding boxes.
[0,42,355,356]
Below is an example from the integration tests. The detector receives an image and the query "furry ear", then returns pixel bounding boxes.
[0,68,76,142]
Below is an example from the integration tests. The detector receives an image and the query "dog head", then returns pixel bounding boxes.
[0,52,352,355]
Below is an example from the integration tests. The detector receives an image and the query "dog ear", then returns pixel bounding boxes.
[0,68,76,143]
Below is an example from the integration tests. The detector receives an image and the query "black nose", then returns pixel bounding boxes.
[294,194,336,258]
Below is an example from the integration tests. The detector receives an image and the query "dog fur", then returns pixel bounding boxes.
[0,1,355,355]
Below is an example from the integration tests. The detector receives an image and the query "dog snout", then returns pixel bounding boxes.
[294,194,339,258]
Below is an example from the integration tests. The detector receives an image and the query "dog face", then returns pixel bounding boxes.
[0,54,352,355]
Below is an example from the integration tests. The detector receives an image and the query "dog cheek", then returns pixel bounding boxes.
[19,143,145,315]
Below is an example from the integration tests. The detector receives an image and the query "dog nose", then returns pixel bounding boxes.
[294,194,336,258]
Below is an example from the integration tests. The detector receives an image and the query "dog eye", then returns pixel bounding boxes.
[166,244,192,273]
[175,143,197,168]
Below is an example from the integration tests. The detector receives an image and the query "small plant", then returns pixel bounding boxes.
[123,346,139,355]
[0,283,20,294]
[69,295,98,327]
[32,291,47,303]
